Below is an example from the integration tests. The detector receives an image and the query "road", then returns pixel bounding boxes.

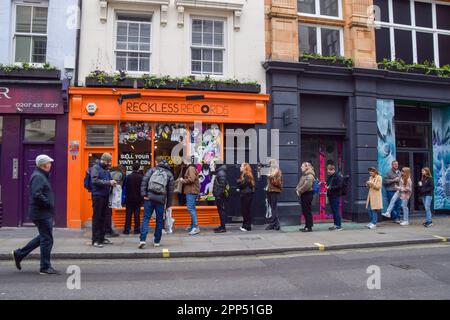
[1,244,449,300]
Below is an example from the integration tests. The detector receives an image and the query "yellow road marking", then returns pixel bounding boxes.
[162,248,170,258]
[314,243,326,251]
[433,235,448,242]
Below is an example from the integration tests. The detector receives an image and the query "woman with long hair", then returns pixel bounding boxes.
[418,167,434,227]
[237,163,255,232]
[265,159,283,231]
[366,167,383,229]
[397,167,412,226]
[296,162,315,232]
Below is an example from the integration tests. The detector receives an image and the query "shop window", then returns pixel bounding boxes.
[118,122,152,173]
[375,27,391,61]
[438,34,450,66]
[86,124,114,146]
[115,14,152,72]
[24,119,55,142]
[191,18,225,76]
[190,124,222,204]
[416,32,434,64]
[299,24,342,56]
[436,4,450,31]
[298,0,341,18]
[393,0,411,26]
[14,4,48,63]
[394,29,413,64]
[395,123,430,149]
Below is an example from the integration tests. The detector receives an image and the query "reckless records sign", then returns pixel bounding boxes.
[119,152,151,172]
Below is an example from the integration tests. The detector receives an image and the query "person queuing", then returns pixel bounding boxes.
[326,164,343,231]
[237,163,255,232]
[296,162,315,232]
[382,160,402,223]
[366,167,383,230]
[139,157,174,248]
[181,159,201,235]
[418,167,434,228]
[12,155,60,275]
[265,159,283,231]
[397,167,412,226]
[105,165,125,238]
[212,164,229,233]
[123,162,143,235]
[91,153,117,248]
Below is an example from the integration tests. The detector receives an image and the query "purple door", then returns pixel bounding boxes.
[22,145,54,225]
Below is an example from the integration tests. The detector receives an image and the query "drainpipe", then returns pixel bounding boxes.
[74,0,82,87]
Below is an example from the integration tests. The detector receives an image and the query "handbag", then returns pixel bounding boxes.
[174,169,184,194]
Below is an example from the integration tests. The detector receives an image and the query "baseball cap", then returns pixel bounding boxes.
[101,153,113,161]
[36,155,54,166]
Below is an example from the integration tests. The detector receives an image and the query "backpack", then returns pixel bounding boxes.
[84,169,92,192]
[312,178,320,195]
[341,175,350,196]
[148,168,168,195]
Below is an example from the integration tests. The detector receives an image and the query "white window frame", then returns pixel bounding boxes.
[375,0,450,67]
[297,0,343,20]
[113,12,153,74]
[11,1,49,65]
[190,16,227,77]
[299,23,344,57]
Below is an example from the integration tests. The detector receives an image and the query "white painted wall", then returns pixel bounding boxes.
[78,0,266,90]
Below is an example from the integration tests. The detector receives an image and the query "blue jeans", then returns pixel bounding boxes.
[186,194,198,230]
[328,195,341,227]
[15,218,53,270]
[140,200,165,244]
[367,204,379,225]
[386,190,401,221]
[401,199,409,222]
[423,196,433,223]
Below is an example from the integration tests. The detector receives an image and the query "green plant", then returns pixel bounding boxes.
[89,70,109,84]
[300,53,354,67]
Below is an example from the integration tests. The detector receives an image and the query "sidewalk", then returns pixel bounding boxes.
[1,217,449,260]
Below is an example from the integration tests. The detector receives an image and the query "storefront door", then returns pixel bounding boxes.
[22,145,55,225]
[301,135,343,221]
[396,151,430,212]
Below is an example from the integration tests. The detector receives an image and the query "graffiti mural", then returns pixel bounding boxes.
[432,107,450,210]
[376,99,396,210]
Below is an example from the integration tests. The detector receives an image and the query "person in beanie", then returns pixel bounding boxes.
[123,162,143,235]
[212,163,229,233]
[12,155,60,275]
[91,153,117,248]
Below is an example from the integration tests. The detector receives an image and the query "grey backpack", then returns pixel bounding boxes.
[148,168,168,195]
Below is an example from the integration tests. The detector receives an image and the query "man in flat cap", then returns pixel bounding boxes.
[12,155,60,275]
[90,153,117,248]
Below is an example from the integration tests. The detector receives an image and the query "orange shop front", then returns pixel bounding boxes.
[66,87,269,229]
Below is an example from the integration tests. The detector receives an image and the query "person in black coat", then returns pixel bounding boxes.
[123,162,143,234]
[237,163,255,232]
[212,164,228,233]
[12,155,60,275]
[418,167,434,227]
[326,164,343,231]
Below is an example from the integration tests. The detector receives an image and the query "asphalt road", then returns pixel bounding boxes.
[0,244,449,300]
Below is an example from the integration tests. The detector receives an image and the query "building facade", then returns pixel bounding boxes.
[265,0,450,224]
[68,0,269,228]
[0,0,78,227]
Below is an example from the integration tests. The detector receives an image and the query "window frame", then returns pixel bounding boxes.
[113,12,153,75]
[298,23,344,57]
[12,1,49,65]
[375,0,450,67]
[190,16,227,77]
[297,0,343,20]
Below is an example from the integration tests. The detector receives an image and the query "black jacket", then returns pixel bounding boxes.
[237,174,255,195]
[125,171,143,204]
[28,168,55,221]
[141,161,175,207]
[91,163,112,198]
[419,176,434,196]
[213,165,228,199]
[326,173,343,197]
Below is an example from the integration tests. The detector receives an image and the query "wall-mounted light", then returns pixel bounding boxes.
[186,94,205,101]
[118,93,141,105]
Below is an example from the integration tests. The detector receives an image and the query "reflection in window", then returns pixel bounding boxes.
[299,25,317,54]
[24,119,55,142]
[321,28,340,56]
[118,122,152,174]
[395,123,430,149]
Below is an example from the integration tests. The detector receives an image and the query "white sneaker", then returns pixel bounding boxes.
[138,241,146,249]
[400,221,409,226]
[368,223,377,230]
[153,242,160,247]
[381,212,391,218]
[240,227,248,232]
[189,228,200,235]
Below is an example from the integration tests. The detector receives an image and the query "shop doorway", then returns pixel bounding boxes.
[396,151,430,212]
[21,145,55,225]
[301,135,344,221]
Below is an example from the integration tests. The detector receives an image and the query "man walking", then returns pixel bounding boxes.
[91,153,117,248]
[213,164,229,233]
[382,160,402,223]
[123,162,143,235]
[12,155,60,275]
[139,157,174,248]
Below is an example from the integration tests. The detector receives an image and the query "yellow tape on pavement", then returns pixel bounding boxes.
[433,235,448,242]
[314,243,326,251]
[162,248,170,258]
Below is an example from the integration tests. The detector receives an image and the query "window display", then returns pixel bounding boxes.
[118,122,152,173]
